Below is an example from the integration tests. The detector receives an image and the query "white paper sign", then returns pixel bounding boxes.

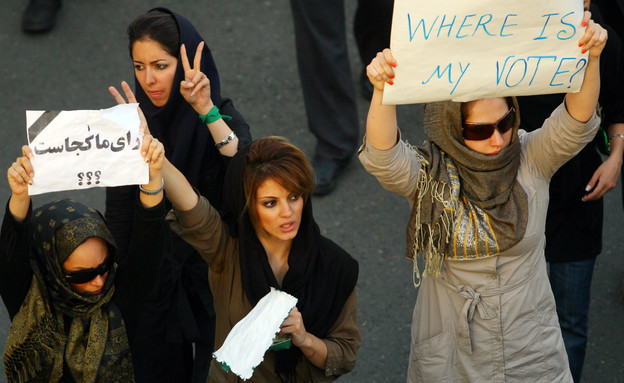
[26,103,148,195]
[384,0,587,104]
[213,288,298,380]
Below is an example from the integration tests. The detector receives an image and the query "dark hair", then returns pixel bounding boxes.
[461,96,514,122]
[127,10,180,58]
[243,137,315,227]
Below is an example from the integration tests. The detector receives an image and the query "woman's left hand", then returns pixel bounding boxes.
[140,134,165,181]
[279,307,310,348]
[579,11,608,59]
[180,42,214,115]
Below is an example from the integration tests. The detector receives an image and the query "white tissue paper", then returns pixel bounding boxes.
[213,288,298,380]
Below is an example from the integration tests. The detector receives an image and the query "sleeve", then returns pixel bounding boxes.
[219,97,252,151]
[311,289,361,380]
[358,132,423,203]
[114,194,170,303]
[598,27,624,127]
[105,185,137,257]
[0,200,34,319]
[166,192,236,273]
[522,102,601,180]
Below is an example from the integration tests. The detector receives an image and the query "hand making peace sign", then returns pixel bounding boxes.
[179,41,214,115]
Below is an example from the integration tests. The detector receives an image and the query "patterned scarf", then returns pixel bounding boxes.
[4,199,134,383]
[406,98,528,285]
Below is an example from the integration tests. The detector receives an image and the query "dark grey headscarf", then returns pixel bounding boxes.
[4,199,134,383]
[406,98,528,284]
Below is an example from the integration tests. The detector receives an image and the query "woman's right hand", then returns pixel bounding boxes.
[179,42,214,115]
[141,134,165,181]
[7,146,34,197]
[366,48,397,92]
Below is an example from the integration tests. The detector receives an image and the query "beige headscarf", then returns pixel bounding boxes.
[406,98,528,285]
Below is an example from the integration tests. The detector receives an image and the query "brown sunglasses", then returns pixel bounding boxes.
[462,107,515,141]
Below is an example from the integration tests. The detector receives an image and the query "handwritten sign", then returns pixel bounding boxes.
[26,103,148,195]
[384,0,587,104]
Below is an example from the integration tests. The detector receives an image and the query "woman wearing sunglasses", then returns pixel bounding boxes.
[359,10,606,383]
[0,134,169,382]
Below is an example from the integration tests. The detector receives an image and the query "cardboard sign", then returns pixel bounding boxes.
[384,0,587,104]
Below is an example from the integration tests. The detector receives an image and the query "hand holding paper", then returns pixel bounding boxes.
[213,288,298,380]
[366,49,397,92]
[578,11,608,58]
[6,146,35,221]
[279,306,329,370]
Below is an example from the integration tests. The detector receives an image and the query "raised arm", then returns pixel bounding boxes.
[7,146,34,222]
[162,158,199,212]
[365,48,399,150]
[179,43,239,156]
[137,134,165,209]
[565,11,608,123]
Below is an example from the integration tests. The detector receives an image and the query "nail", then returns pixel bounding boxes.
[390,62,397,68]
[582,49,587,54]
[388,80,394,85]
[581,21,587,27]
[585,185,592,191]
[579,43,583,47]
[390,75,395,79]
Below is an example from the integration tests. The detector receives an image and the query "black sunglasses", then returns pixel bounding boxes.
[462,106,515,141]
[64,255,113,284]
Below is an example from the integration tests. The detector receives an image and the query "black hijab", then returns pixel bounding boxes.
[223,141,359,379]
[134,7,223,191]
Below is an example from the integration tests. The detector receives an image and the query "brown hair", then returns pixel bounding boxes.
[461,96,514,122]
[243,136,315,227]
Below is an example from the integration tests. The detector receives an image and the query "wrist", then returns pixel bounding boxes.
[139,178,164,195]
[198,102,215,116]
[199,105,232,125]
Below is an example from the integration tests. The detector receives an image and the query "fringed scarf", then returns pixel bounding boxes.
[406,98,528,286]
[4,199,134,383]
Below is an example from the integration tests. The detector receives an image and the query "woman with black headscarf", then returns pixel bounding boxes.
[359,12,606,383]
[1,135,167,382]
[145,136,360,382]
[105,8,252,382]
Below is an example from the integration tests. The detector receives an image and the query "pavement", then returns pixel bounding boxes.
[0,1,622,382]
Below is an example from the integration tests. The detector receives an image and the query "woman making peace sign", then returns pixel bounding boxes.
[106,8,252,382]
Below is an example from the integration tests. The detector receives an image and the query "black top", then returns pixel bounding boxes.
[0,197,183,383]
[516,5,624,262]
[105,8,252,382]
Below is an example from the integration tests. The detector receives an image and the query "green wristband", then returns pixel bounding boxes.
[199,105,232,124]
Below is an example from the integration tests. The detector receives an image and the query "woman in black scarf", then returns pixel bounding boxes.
[1,135,167,382]
[105,8,252,382]
[146,136,360,382]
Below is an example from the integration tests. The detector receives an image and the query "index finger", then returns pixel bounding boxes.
[193,42,204,72]
[108,86,127,105]
[21,145,34,159]
[180,44,192,74]
[121,81,138,103]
